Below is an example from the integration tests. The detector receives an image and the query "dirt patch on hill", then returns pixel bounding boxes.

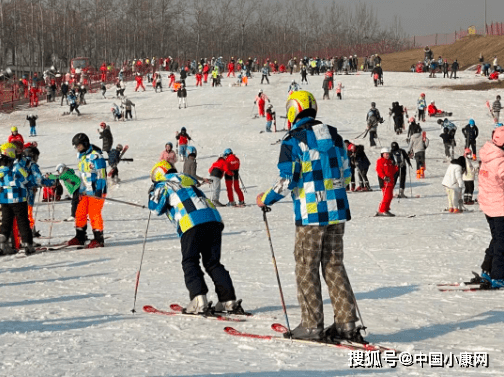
[441,80,504,91]
[380,34,504,72]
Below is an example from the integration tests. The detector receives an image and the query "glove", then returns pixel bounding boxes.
[256,192,266,207]
[254,101,256,104]
[384,177,391,182]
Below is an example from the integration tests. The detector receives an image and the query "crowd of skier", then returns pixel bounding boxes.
[2,48,504,350]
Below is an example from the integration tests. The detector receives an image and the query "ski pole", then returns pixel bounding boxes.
[408,165,413,197]
[48,187,57,246]
[261,206,292,338]
[102,196,147,208]
[32,189,42,237]
[238,173,247,193]
[131,211,152,313]
[134,106,137,120]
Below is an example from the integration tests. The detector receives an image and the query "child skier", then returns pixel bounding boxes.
[223,148,245,207]
[353,144,372,191]
[428,101,452,117]
[101,82,107,99]
[68,90,80,116]
[492,95,502,123]
[111,103,123,121]
[417,93,426,122]
[177,83,187,109]
[26,114,38,137]
[107,144,125,184]
[160,142,178,166]
[182,146,208,185]
[175,127,191,161]
[121,97,135,120]
[148,161,245,314]
[49,164,81,222]
[322,76,331,99]
[390,141,411,198]
[408,129,429,179]
[375,147,398,216]
[462,148,478,205]
[336,82,343,100]
[462,119,479,159]
[155,73,163,92]
[441,156,465,213]
[254,89,270,117]
[265,104,276,132]
[208,156,233,207]
[78,85,87,105]
[366,102,383,147]
[389,102,407,135]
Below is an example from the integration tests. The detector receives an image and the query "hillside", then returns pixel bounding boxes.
[381,34,504,72]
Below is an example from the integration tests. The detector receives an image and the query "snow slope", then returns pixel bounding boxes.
[1,70,503,377]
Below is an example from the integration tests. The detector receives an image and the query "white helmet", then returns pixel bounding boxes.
[380,147,391,154]
[56,163,67,175]
[259,89,263,93]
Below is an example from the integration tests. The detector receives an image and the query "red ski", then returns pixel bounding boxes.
[143,305,245,322]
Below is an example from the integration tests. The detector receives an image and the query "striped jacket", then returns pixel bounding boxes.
[77,146,107,197]
[0,159,30,204]
[261,117,351,226]
[148,173,222,237]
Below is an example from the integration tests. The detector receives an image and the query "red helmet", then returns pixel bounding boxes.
[348,144,356,152]
[420,93,425,97]
[100,122,106,128]
[409,117,415,123]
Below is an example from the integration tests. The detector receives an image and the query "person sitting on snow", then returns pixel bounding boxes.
[427,101,452,117]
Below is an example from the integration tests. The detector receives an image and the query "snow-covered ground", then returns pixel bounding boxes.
[1,69,503,377]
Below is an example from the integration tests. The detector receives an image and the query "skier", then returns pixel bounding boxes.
[159,142,178,166]
[478,126,504,288]
[300,64,308,84]
[168,72,176,88]
[148,160,245,314]
[406,117,422,143]
[155,73,163,92]
[227,59,235,77]
[98,122,113,156]
[208,156,233,207]
[260,64,269,84]
[450,59,459,79]
[492,95,502,123]
[389,102,407,135]
[287,80,300,93]
[122,97,135,120]
[107,144,125,184]
[179,68,187,87]
[428,101,452,117]
[344,141,356,191]
[177,83,187,109]
[353,144,372,191]
[408,129,429,179]
[134,72,146,92]
[0,143,36,255]
[462,119,479,159]
[49,164,81,222]
[60,81,69,106]
[8,126,24,145]
[175,127,191,161]
[101,81,107,99]
[111,103,123,121]
[195,71,202,87]
[441,156,465,213]
[439,127,456,161]
[256,90,365,343]
[371,64,383,86]
[375,147,399,216]
[254,89,270,117]
[366,102,383,147]
[78,85,87,105]
[462,148,478,205]
[182,146,209,185]
[68,90,81,116]
[442,59,449,78]
[390,142,411,198]
[67,133,107,248]
[265,104,276,132]
[322,76,330,100]
[335,82,343,100]
[417,93,427,122]
[223,148,245,207]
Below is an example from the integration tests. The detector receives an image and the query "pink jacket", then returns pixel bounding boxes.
[160,150,178,165]
[478,141,504,217]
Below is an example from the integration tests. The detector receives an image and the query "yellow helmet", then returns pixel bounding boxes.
[150,160,173,182]
[1,142,17,159]
[11,126,18,132]
[286,90,317,123]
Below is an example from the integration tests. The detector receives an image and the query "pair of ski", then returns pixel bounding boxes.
[437,272,499,292]
[144,304,397,352]
[14,243,87,258]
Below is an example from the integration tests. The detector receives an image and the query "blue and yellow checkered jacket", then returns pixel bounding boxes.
[77,146,107,198]
[0,159,30,204]
[148,173,222,237]
[262,117,351,226]
[26,161,55,206]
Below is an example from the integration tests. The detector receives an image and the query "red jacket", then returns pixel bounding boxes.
[135,75,143,83]
[427,104,441,116]
[209,157,232,178]
[8,133,25,145]
[225,154,240,171]
[376,157,398,181]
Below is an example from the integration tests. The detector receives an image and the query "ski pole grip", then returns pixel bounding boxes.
[261,206,271,213]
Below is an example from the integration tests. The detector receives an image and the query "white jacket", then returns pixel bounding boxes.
[462,157,477,181]
[442,163,464,189]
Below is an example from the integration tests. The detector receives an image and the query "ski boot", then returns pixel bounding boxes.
[214,299,249,315]
[0,234,16,255]
[324,322,368,344]
[86,230,105,249]
[22,243,36,256]
[67,227,87,246]
[185,295,211,315]
[212,200,225,207]
[226,201,236,207]
[398,188,407,198]
[282,324,323,341]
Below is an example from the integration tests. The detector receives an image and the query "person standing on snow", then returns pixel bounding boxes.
[159,142,178,166]
[417,93,427,122]
[450,59,459,79]
[148,161,246,314]
[390,142,411,198]
[49,164,81,222]
[260,64,270,84]
[462,148,478,205]
[375,147,399,216]
[408,129,429,179]
[389,102,407,135]
[182,146,209,185]
[67,133,107,248]
[60,81,69,106]
[254,89,270,117]
[441,156,465,213]
[175,127,191,160]
[26,114,38,137]
[462,119,479,159]
[366,102,383,147]
[492,95,502,123]
[256,90,365,343]
[477,126,504,289]
[208,155,233,207]
[134,72,146,92]
[121,97,135,119]
[177,83,187,109]
[223,148,245,207]
[265,104,276,132]
[98,122,113,157]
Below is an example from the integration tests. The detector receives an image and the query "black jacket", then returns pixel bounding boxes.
[99,126,113,152]
[462,124,479,141]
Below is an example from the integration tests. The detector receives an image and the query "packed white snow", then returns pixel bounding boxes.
[1,69,503,377]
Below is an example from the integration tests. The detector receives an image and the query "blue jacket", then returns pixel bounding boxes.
[261,117,351,226]
[0,159,30,204]
[77,146,107,197]
[26,161,54,206]
[148,173,222,237]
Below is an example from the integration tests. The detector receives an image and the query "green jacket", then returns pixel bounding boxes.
[48,169,81,195]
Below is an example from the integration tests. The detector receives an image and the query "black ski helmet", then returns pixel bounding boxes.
[371,102,376,108]
[23,146,40,162]
[72,133,90,149]
[390,142,399,151]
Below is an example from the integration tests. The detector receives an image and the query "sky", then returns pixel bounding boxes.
[313,0,504,36]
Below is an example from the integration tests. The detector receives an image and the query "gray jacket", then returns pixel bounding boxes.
[408,132,429,154]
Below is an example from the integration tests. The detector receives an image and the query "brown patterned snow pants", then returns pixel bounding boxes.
[294,223,358,329]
